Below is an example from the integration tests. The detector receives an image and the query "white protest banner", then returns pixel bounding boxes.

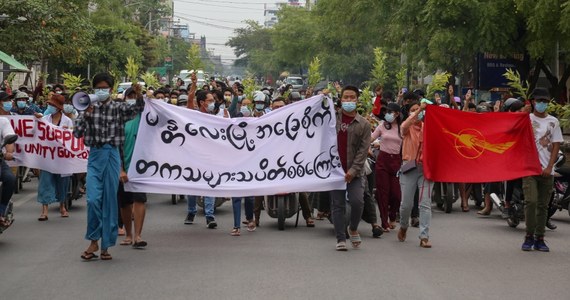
[5,116,89,174]
[125,95,346,197]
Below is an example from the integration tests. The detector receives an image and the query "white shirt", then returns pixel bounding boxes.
[530,113,564,173]
[42,113,74,130]
[0,117,15,141]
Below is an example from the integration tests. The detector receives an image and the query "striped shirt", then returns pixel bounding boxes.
[73,100,141,148]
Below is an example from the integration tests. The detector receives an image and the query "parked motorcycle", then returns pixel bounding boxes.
[433,182,459,213]
[491,151,565,228]
[0,134,19,235]
[264,193,299,230]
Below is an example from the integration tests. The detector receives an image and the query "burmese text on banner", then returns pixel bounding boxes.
[124,95,346,197]
[422,105,542,182]
[5,116,89,174]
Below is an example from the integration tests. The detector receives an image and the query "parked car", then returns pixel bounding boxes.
[284,76,305,92]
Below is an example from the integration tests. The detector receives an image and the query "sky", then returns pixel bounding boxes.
[172,0,285,65]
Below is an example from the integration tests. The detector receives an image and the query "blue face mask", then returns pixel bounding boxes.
[3,102,12,111]
[125,99,137,106]
[63,104,75,114]
[17,101,27,109]
[207,102,216,113]
[342,102,357,112]
[43,105,58,116]
[94,88,111,102]
[384,113,395,123]
[255,103,265,111]
[418,111,425,121]
[240,106,251,117]
[534,102,548,113]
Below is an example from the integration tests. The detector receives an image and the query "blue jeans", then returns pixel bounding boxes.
[399,164,433,240]
[232,197,254,228]
[186,195,215,219]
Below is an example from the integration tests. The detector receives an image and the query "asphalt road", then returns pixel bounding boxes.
[1,179,569,300]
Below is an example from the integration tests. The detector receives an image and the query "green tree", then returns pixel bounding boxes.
[187,44,204,71]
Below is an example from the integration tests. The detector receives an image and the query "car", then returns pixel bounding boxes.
[284,76,304,92]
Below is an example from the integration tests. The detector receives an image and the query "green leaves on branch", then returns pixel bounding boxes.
[125,56,140,82]
[503,68,530,100]
[357,85,373,116]
[242,74,258,104]
[427,72,451,99]
[140,72,160,90]
[61,73,84,90]
[187,44,204,71]
[308,56,322,88]
[370,48,388,88]
[396,67,407,90]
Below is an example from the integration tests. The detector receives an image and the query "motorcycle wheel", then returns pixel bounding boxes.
[171,194,178,205]
[444,183,453,213]
[433,183,444,210]
[277,195,285,230]
[507,217,519,228]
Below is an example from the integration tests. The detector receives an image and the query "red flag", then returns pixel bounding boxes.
[422,105,542,183]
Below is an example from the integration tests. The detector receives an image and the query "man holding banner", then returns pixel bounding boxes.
[74,73,142,261]
[521,88,563,252]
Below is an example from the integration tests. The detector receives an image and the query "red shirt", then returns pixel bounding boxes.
[372,95,382,115]
[338,113,355,172]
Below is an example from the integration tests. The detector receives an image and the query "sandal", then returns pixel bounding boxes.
[461,205,470,212]
[347,227,361,249]
[60,211,69,218]
[230,228,241,236]
[80,251,99,260]
[397,227,407,242]
[120,239,133,246]
[100,252,112,260]
[38,215,48,221]
[336,241,348,251]
[420,238,432,248]
[247,220,256,232]
[132,240,147,249]
[389,222,397,229]
[306,217,315,228]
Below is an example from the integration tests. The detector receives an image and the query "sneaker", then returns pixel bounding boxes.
[546,220,557,230]
[521,234,534,251]
[335,241,348,251]
[184,213,195,225]
[206,218,217,229]
[534,236,550,252]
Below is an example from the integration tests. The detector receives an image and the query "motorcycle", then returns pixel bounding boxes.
[0,134,19,235]
[491,151,565,228]
[433,182,459,213]
[551,153,570,216]
[264,193,300,230]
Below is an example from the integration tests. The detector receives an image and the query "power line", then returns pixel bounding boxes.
[174,11,245,24]
[174,0,266,11]
[174,15,236,30]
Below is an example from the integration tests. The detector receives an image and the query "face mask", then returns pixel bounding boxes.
[63,104,75,114]
[126,99,137,106]
[237,95,244,102]
[55,91,63,94]
[28,97,33,102]
[44,105,58,116]
[207,102,216,112]
[241,106,251,117]
[534,102,548,113]
[255,103,265,111]
[342,102,356,112]
[17,101,27,109]
[164,98,170,103]
[94,88,111,102]
[219,104,226,111]
[384,113,395,123]
[2,102,12,111]
[418,111,425,121]
[224,96,231,102]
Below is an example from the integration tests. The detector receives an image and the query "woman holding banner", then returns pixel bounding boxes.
[36,94,73,221]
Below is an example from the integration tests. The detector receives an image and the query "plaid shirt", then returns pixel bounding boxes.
[73,100,142,148]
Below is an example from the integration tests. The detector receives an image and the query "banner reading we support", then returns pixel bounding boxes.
[6,116,89,174]
[422,105,542,182]
[124,95,346,197]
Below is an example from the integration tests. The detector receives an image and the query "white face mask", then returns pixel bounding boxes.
[126,99,136,105]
